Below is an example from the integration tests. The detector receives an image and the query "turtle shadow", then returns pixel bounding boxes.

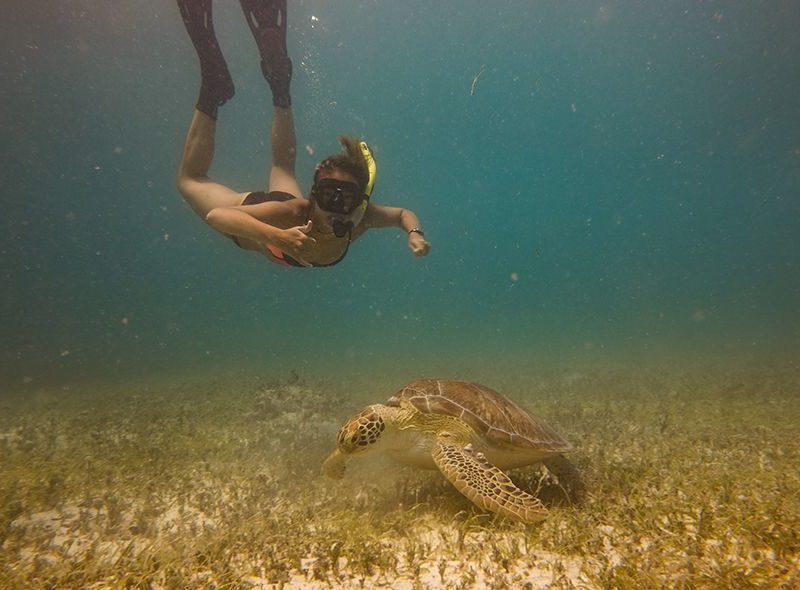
[512,462,586,508]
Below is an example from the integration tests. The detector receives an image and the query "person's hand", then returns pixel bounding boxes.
[408,231,430,257]
[274,221,317,262]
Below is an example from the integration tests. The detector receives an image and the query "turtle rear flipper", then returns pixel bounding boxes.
[432,434,548,523]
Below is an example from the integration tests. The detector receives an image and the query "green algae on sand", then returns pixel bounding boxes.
[1,362,798,588]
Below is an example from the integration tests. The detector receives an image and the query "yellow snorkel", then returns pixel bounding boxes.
[340,140,375,228]
[359,140,377,199]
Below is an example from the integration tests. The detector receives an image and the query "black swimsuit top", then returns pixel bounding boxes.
[231,191,351,268]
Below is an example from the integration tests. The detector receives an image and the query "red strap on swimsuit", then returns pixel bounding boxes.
[265,234,351,268]
[265,244,296,267]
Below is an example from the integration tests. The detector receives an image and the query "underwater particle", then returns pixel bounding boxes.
[60,350,70,357]
[121,317,129,326]
[571,103,577,112]
[113,146,123,154]
[596,5,613,23]
[510,272,519,282]
[305,144,314,155]
[470,64,485,96]
[163,233,170,241]
[355,488,370,510]
[22,376,33,384]
[691,309,707,322]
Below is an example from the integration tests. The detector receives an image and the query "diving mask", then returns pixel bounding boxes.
[311,178,367,237]
[311,178,366,215]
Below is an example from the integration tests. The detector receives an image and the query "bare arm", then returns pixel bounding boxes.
[205,201,317,256]
[361,203,430,257]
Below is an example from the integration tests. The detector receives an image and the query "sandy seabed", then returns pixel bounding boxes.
[1,359,798,589]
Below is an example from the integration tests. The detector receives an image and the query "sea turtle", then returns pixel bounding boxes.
[323,379,583,523]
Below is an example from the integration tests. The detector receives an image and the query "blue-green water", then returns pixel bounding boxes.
[2,0,799,387]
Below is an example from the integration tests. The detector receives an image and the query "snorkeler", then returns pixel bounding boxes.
[176,0,430,267]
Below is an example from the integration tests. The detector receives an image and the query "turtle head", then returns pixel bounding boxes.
[336,404,388,456]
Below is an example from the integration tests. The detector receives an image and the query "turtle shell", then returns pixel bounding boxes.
[386,378,573,453]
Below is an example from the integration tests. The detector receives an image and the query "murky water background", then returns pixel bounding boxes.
[2,0,798,387]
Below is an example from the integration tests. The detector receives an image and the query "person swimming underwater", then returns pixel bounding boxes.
[175,0,430,267]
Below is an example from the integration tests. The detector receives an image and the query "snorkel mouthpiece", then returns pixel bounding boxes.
[332,219,353,238]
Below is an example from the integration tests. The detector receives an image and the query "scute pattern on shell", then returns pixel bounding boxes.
[387,379,573,453]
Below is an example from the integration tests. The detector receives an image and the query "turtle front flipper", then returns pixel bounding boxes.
[322,449,347,479]
[431,433,548,523]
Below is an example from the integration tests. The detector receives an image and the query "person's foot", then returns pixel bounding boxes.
[178,0,235,119]
[239,0,292,108]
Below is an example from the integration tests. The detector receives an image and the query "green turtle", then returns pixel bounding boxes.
[323,379,583,523]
